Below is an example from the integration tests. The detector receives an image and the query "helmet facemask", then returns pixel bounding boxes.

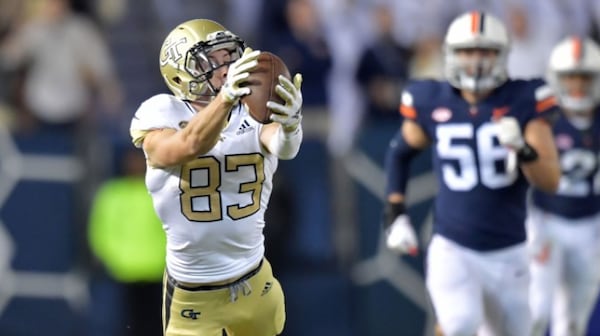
[159,19,247,104]
[549,71,600,129]
[547,36,600,130]
[183,31,246,104]
[445,45,508,93]
[443,12,510,94]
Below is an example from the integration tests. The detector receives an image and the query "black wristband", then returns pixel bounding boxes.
[517,143,538,163]
[383,202,406,230]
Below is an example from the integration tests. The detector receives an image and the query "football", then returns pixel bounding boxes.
[241,52,291,124]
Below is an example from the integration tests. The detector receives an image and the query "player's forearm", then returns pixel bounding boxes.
[144,96,235,168]
[387,193,406,204]
[521,159,560,193]
[181,95,233,155]
[265,124,303,160]
[521,119,560,193]
[384,126,422,197]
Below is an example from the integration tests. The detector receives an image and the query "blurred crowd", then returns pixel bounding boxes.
[3,0,599,155]
[1,0,600,335]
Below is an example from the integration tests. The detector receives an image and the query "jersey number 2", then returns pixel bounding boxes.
[179,153,265,222]
[437,123,518,191]
[558,150,600,196]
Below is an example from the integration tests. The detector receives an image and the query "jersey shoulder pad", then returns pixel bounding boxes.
[514,78,558,114]
[130,94,192,147]
[532,80,558,113]
[400,79,445,120]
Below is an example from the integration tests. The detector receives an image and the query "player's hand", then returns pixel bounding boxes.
[385,214,419,256]
[496,116,525,150]
[267,73,303,132]
[221,48,260,103]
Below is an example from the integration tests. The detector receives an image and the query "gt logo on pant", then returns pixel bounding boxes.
[181,309,201,320]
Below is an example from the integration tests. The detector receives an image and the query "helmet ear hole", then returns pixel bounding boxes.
[173,77,181,84]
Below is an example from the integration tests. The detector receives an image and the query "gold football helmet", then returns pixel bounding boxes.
[159,19,246,102]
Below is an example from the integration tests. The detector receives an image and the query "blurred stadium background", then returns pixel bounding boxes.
[1,0,600,335]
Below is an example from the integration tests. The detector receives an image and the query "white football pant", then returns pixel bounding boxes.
[527,208,600,336]
[426,234,531,336]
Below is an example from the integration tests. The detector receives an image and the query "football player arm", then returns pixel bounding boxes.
[142,95,235,168]
[520,118,560,193]
[261,74,304,160]
[142,48,261,168]
[386,119,430,204]
[384,120,429,255]
[261,122,303,160]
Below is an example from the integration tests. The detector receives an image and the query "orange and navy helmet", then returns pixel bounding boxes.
[443,11,510,92]
[547,36,600,118]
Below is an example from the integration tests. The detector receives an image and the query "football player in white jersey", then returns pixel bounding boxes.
[129,19,303,336]
[528,37,600,336]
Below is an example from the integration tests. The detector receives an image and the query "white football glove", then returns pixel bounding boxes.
[496,116,525,150]
[267,73,303,131]
[386,214,419,255]
[221,48,261,103]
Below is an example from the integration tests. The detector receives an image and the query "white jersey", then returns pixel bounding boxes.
[130,94,277,283]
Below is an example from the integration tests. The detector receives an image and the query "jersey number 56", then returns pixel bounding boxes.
[437,123,518,191]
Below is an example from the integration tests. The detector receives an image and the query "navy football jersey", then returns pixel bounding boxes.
[400,79,557,251]
[532,108,600,219]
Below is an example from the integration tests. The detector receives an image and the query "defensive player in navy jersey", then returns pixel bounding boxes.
[528,37,600,336]
[383,11,561,336]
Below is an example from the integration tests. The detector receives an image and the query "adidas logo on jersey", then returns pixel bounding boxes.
[236,119,254,135]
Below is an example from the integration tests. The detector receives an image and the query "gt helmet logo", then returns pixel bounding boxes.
[160,37,187,67]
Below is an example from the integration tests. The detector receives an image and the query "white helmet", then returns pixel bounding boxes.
[547,36,600,115]
[444,11,510,92]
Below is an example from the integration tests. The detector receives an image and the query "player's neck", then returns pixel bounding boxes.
[461,89,492,105]
[188,100,207,112]
[565,109,594,130]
